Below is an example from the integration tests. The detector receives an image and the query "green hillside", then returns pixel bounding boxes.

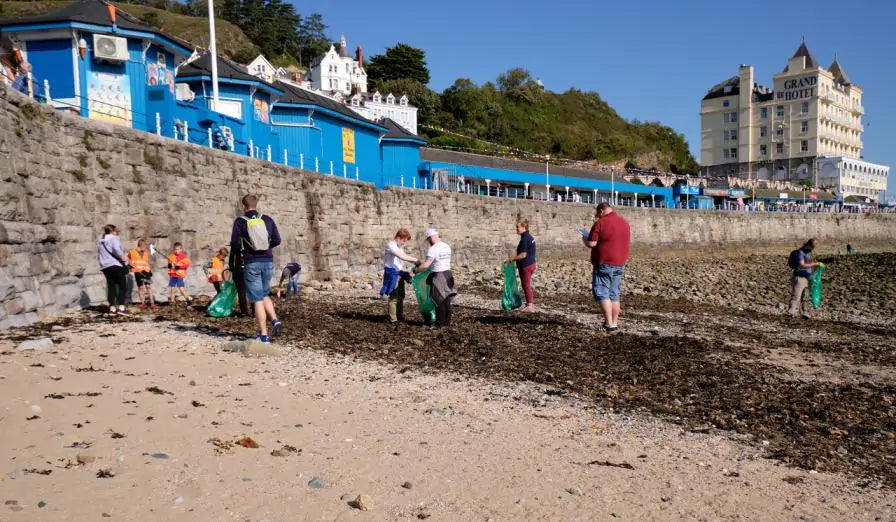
[0,1,259,61]
[428,75,698,173]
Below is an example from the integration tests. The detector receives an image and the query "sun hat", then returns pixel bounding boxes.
[424,228,439,239]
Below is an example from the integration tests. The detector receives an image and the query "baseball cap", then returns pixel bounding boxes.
[424,228,439,239]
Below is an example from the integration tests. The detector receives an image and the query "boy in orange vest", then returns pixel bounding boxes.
[129,238,156,308]
[207,247,229,294]
[167,242,192,305]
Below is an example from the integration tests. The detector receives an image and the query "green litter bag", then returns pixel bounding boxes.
[809,264,825,309]
[411,269,437,325]
[501,262,523,311]
[207,280,237,318]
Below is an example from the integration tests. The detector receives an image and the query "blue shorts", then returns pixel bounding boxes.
[168,277,185,288]
[592,264,624,302]
[244,261,274,304]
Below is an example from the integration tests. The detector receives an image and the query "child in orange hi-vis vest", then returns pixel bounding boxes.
[129,238,156,308]
[167,242,192,305]
[207,247,229,294]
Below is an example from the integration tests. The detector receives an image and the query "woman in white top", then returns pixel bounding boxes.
[97,224,129,315]
[415,228,456,328]
[380,228,420,322]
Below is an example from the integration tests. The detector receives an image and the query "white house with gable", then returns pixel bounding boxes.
[309,35,367,95]
[247,54,287,83]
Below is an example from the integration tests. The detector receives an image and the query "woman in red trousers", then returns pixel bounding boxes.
[506,219,537,311]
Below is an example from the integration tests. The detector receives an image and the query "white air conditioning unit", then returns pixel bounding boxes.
[175,83,195,102]
[93,34,129,62]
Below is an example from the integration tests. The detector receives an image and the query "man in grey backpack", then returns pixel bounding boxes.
[229,194,282,343]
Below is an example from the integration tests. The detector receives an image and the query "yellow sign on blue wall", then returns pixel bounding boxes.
[342,128,355,164]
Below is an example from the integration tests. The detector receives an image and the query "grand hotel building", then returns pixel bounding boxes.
[700,43,889,201]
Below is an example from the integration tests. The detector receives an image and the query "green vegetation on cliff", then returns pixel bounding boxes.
[369,53,698,173]
[0,1,260,60]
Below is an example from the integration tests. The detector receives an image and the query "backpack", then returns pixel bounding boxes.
[787,249,801,269]
[241,213,270,252]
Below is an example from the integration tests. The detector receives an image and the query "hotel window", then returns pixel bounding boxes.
[730,129,738,140]
[723,100,730,107]
[776,143,784,154]
[760,144,767,156]
[776,127,784,137]
[730,112,737,123]
[729,148,737,159]
[801,140,808,152]
[776,105,784,117]
[801,121,809,133]
[723,149,730,159]
[760,126,768,137]
[723,130,729,141]
[801,101,809,113]
[760,107,768,119]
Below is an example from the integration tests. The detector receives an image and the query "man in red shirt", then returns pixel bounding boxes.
[582,202,631,332]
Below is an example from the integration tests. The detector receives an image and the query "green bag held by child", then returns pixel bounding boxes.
[207,280,237,318]
[809,264,825,309]
[411,269,437,325]
[501,262,523,311]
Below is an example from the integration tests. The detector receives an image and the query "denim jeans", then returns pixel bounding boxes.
[592,264,625,302]
[244,261,274,303]
[286,279,299,296]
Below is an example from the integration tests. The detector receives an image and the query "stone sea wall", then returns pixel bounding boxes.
[1,84,894,328]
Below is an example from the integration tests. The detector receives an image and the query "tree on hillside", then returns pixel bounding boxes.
[440,78,486,131]
[295,13,329,67]
[366,43,430,85]
[214,0,324,64]
[496,68,540,103]
[497,68,532,91]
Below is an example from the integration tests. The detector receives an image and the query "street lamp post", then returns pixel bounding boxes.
[611,170,615,205]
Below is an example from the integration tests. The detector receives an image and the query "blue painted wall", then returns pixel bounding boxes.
[185,80,279,159]
[271,105,383,184]
[270,107,323,170]
[381,140,422,188]
[25,38,75,99]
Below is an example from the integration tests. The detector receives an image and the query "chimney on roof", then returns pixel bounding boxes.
[356,46,363,69]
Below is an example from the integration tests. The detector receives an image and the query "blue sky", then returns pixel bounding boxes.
[307,0,895,198]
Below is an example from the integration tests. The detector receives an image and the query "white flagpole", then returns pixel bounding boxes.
[208,0,220,111]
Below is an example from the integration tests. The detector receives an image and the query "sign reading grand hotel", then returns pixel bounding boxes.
[776,75,817,101]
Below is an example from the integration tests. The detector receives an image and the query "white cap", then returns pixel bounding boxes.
[424,228,439,239]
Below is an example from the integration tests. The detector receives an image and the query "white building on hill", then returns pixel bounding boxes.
[309,35,367,95]
[348,91,417,135]
[252,35,420,135]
